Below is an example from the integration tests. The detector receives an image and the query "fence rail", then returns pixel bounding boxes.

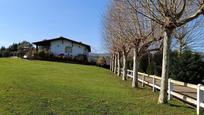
[118,68,204,115]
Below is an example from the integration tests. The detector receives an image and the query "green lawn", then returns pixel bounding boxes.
[0,58,195,115]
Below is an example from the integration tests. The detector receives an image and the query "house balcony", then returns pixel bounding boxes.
[37,45,51,53]
[33,40,51,54]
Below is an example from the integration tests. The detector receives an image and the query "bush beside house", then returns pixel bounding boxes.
[33,50,89,64]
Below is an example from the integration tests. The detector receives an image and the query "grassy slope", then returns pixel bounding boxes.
[0,58,195,115]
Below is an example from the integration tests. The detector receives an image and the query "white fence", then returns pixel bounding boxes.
[118,68,204,115]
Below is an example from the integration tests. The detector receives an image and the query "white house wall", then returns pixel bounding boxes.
[50,39,89,57]
[72,44,85,56]
[50,40,69,55]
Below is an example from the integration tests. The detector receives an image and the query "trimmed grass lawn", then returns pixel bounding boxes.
[0,58,195,115]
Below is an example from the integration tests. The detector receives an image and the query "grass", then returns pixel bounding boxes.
[0,58,195,115]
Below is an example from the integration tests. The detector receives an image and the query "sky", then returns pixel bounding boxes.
[0,0,109,53]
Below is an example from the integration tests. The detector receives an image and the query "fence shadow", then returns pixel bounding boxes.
[168,103,188,108]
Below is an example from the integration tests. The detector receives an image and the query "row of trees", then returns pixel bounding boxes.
[0,41,33,57]
[104,0,204,104]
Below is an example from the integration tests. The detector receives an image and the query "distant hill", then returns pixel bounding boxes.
[89,53,110,57]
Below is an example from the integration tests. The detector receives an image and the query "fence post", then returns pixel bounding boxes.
[168,78,173,100]
[142,74,145,87]
[152,75,156,92]
[197,84,204,115]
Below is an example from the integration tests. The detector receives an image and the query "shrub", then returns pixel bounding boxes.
[58,53,65,57]
[74,54,88,63]
[34,51,52,59]
[0,50,10,57]
[96,57,106,66]
[139,54,149,73]
[38,51,46,58]
[147,62,155,75]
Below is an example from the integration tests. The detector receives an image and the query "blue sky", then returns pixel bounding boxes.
[0,0,109,53]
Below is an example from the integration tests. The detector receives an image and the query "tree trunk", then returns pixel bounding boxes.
[111,55,114,72]
[122,51,127,81]
[110,56,112,71]
[132,47,139,88]
[114,54,117,74]
[117,52,121,76]
[179,43,182,55]
[112,55,114,72]
[158,29,172,104]
[177,39,183,55]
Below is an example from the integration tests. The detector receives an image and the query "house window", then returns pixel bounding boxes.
[65,46,72,53]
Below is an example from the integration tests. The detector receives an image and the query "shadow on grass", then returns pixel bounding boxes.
[168,102,193,110]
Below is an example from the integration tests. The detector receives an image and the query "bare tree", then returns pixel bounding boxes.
[127,0,204,103]
[126,0,162,88]
[105,0,132,80]
[105,0,162,85]
[104,1,131,80]
[103,18,118,74]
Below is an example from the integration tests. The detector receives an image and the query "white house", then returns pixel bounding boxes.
[33,37,91,57]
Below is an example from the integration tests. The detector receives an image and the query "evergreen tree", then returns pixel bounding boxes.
[170,50,204,84]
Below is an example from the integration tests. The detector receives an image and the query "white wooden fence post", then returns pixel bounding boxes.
[197,84,204,115]
[168,78,173,100]
[152,75,156,92]
[142,74,145,87]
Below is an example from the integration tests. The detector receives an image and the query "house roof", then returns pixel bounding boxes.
[33,37,91,52]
